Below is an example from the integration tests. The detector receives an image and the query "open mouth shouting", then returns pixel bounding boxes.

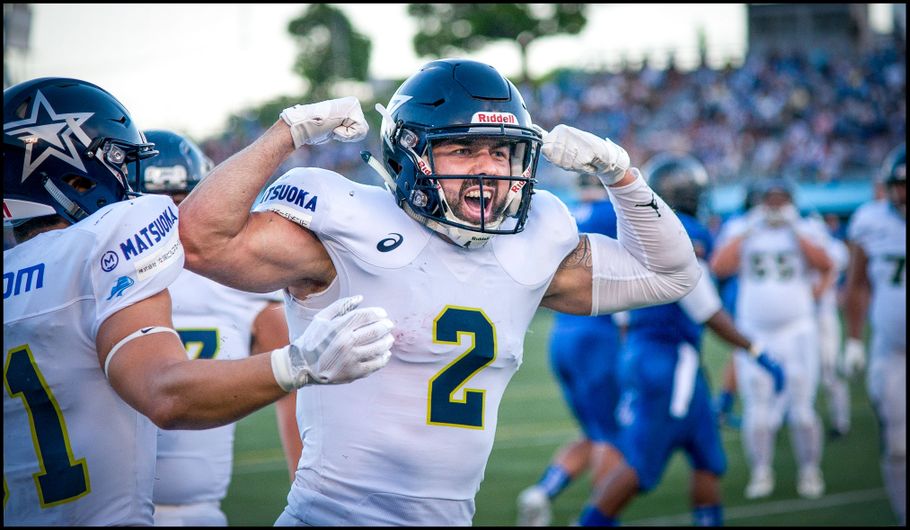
[458,184,496,224]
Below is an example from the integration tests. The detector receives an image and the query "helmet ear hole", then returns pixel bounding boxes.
[62,175,96,194]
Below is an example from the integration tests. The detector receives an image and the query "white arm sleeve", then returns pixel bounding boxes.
[589,170,701,315]
[678,261,723,324]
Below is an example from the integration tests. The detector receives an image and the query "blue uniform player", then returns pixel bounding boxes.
[577,153,785,527]
[517,173,622,526]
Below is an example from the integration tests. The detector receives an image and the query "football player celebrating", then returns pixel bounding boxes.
[178,59,701,525]
[3,78,393,525]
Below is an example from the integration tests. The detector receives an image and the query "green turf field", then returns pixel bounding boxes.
[223,309,897,526]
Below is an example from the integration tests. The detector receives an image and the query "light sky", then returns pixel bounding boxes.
[11,4,893,139]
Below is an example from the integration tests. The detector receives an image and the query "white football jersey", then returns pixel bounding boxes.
[3,194,183,525]
[719,216,829,328]
[847,200,906,353]
[255,168,579,525]
[153,270,282,506]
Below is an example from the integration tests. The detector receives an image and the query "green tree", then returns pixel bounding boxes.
[287,4,371,100]
[407,4,587,85]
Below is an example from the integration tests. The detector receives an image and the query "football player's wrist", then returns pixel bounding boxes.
[271,345,305,392]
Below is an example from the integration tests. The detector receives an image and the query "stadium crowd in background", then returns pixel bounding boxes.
[200,44,905,191]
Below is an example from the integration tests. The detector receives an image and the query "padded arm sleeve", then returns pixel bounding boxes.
[590,170,701,315]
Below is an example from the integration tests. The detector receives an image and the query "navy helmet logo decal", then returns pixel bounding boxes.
[3,89,95,182]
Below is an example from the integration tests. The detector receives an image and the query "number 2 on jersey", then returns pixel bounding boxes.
[427,307,496,429]
[4,345,90,507]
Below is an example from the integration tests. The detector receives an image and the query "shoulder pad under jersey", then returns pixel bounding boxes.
[492,189,580,286]
[76,193,185,338]
[253,167,432,268]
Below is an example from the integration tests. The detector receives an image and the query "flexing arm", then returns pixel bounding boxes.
[540,125,699,315]
[251,301,303,481]
[97,291,393,430]
[178,98,367,292]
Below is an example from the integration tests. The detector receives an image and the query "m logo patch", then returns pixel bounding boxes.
[101,251,119,272]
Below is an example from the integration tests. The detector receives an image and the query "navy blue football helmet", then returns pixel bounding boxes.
[4,77,157,226]
[370,59,542,248]
[140,130,213,194]
[758,177,796,202]
[640,152,709,217]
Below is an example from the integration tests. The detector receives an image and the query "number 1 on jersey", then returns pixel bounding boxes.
[5,345,90,507]
[428,306,497,429]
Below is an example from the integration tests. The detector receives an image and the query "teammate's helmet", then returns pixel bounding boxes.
[140,130,213,194]
[758,177,796,202]
[376,58,542,248]
[881,143,906,186]
[640,152,709,217]
[3,77,157,226]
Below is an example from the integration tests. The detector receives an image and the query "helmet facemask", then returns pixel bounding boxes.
[383,120,540,248]
[366,59,542,249]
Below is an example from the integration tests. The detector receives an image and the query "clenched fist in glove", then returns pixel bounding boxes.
[281,96,369,148]
[541,124,631,186]
[270,295,394,391]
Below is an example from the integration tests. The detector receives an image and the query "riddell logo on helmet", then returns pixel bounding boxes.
[416,157,433,176]
[471,112,517,125]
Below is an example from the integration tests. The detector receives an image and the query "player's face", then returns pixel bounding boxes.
[431,138,513,225]
[762,190,791,210]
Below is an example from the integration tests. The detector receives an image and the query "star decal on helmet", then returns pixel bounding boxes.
[4,89,95,182]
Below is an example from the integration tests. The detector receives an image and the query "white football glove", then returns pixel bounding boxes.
[270,295,394,391]
[840,337,866,378]
[541,124,630,186]
[280,96,369,148]
[740,205,767,237]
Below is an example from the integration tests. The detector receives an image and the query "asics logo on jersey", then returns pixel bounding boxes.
[118,206,178,260]
[3,89,95,182]
[634,194,662,217]
[377,233,404,252]
[100,251,119,272]
[106,276,135,300]
[3,263,45,299]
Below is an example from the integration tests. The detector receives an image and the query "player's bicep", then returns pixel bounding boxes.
[194,210,333,293]
[96,290,187,416]
[542,235,594,315]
